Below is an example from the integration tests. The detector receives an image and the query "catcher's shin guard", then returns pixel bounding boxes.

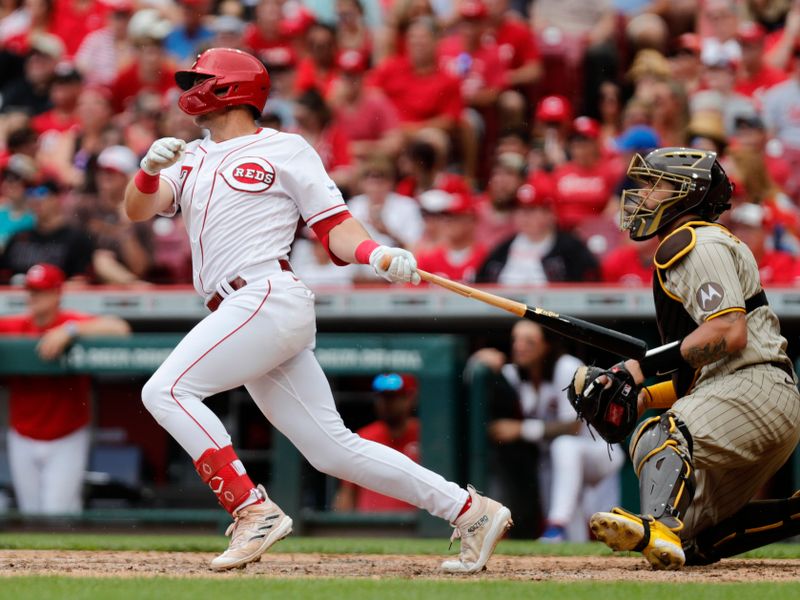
[685,491,800,565]
[630,413,696,530]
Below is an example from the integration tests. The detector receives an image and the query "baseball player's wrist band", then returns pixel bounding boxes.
[355,239,380,264]
[134,169,160,194]
[640,339,690,379]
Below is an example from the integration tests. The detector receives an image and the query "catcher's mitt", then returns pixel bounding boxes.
[568,363,639,444]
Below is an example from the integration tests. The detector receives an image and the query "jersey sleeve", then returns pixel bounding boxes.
[158,160,182,218]
[663,238,746,323]
[282,143,348,227]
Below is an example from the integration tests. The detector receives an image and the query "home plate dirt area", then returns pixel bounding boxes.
[1,551,800,582]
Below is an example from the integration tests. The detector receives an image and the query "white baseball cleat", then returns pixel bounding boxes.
[441,485,513,574]
[210,485,293,571]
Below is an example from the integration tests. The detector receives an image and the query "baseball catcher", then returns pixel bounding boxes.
[571,148,800,570]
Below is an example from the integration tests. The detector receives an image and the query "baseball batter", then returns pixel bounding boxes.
[583,148,800,569]
[123,48,511,572]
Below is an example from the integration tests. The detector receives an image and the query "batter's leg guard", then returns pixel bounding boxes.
[685,490,800,566]
[194,445,260,515]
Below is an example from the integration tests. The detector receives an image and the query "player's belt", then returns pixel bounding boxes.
[206,260,293,312]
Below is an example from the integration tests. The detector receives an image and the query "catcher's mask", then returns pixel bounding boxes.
[620,147,732,240]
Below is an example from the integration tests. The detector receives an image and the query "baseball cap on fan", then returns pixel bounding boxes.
[25,263,65,291]
[535,95,571,124]
[372,373,418,395]
[98,145,139,175]
[418,177,474,215]
[458,0,488,20]
[337,49,368,74]
[515,181,552,209]
[571,116,600,140]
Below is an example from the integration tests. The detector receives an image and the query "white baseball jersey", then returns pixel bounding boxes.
[159,128,348,297]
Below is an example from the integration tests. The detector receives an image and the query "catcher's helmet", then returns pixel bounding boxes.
[174,48,270,117]
[621,147,732,240]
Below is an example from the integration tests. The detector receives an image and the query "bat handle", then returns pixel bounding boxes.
[379,254,393,271]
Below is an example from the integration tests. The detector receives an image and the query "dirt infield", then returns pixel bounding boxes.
[1,550,800,582]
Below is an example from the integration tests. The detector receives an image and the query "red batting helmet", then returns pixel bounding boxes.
[175,48,270,117]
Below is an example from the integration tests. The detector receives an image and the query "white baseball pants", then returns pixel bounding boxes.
[546,435,625,530]
[141,268,468,522]
[8,426,90,515]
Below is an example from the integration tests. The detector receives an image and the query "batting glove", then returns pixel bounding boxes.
[369,246,421,285]
[140,137,187,175]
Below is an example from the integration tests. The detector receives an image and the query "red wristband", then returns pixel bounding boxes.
[134,169,160,194]
[354,239,380,264]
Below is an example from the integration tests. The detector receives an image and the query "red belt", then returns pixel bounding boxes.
[206,260,293,312]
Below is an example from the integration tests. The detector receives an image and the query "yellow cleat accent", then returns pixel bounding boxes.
[590,507,685,571]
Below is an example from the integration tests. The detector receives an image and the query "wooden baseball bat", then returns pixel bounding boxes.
[379,255,647,359]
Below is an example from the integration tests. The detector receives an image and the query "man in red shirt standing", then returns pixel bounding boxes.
[332,373,420,513]
[735,22,787,101]
[0,264,130,514]
[368,17,463,136]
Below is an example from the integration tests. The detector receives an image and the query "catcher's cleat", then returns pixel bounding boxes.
[441,485,513,574]
[210,485,293,571]
[590,507,685,571]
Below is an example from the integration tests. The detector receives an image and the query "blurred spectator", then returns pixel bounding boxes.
[735,21,788,99]
[416,182,487,282]
[0,179,94,282]
[336,0,372,56]
[534,95,571,171]
[394,131,450,197]
[76,145,152,284]
[763,0,800,71]
[0,0,55,56]
[243,0,293,64]
[649,80,689,148]
[374,0,436,61]
[50,0,107,58]
[0,153,37,249]
[550,117,618,231]
[74,0,134,86]
[369,17,462,135]
[686,109,729,154]
[626,11,669,55]
[260,46,299,128]
[0,32,62,115]
[597,81,623,143]
[109,9,175,113]
[532,0,618,113]
[0,263,130,515]
[295,22,339,96]
[30,60,80,135]
[668,32,703,95]
[42,85,116,190]
[475,151,526,249]
[699,0,742,67]
[332,373,420,513]
[164,0,215,63]
[483,0,542,107]
[347,154,423,248]
[476,181,599,284]
[732,113,791,191]
[293,88,353,189]
[693,47,756,136]
[471,319,622,540]
[329,49,403,160]
[762,43,800,199]
[627,48,672,105]
[728,145,800,252]
[209,14,247,51]
[601,236,658,285]
[729,202,799,284]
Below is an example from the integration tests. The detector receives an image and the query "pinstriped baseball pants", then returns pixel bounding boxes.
[670,364,800,539]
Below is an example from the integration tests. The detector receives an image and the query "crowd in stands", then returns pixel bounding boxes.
[2,0,800,288]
